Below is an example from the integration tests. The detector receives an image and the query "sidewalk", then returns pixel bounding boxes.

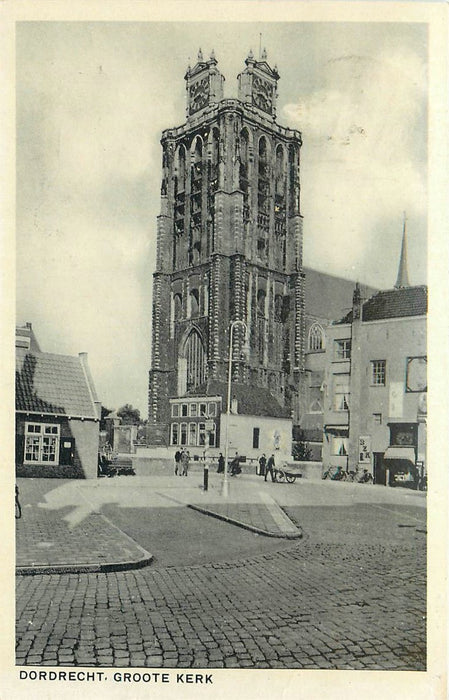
[15,473,302,575]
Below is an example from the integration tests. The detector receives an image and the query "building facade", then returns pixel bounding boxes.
[322,281,427,484]
[15,323,101,479]
[148,49,305,444]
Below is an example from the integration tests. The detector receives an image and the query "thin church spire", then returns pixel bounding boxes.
[395,212,411,289]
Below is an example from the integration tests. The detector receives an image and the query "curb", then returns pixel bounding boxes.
[16,495,155,576]
[15,553,154,576]
[187,503,303,540]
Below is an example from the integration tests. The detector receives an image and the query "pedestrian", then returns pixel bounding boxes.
[181,450,190,476]
[217,453,225,473]
[230,452,241,476]
[174,448,182,475]
[258,453,267,477]
[265,454,276,482]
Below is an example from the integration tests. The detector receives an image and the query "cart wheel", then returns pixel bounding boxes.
[286,474,296,483]
[276,470,285,482]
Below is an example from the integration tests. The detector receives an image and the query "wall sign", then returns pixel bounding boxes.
[359,436,371,463]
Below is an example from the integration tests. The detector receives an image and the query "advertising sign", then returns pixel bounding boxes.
[359,435,371,463]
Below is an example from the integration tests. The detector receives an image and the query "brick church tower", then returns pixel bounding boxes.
[148,49,305,441]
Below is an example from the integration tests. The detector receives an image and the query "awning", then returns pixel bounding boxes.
[324,425,349,435]
[384,447,416,463]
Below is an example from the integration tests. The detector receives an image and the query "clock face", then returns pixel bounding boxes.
[406,356,427,393]
[252,76,273,113]
[189,77,209,114]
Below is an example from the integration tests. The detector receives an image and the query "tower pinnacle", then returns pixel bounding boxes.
[395,212,410,289]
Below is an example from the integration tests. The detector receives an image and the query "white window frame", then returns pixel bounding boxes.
[171,423,179,445]
[371,360,386,386]
[334,339,351,360]
[333,378,350,411]
[24,422,60,465]
[188,422,197,446]
[331,435,348,456]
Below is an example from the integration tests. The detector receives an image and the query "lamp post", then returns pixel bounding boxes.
[223,319,248,497]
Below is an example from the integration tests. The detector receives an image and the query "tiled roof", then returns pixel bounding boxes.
[337,285,428,324]
[16,348,98,418]
[361,286,428,321]
[186,379,290,419]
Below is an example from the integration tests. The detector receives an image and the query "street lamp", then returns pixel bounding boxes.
[223,319,248,497]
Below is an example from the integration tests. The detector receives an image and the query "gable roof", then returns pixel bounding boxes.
[186,379,290,419]
[337,285,428,324]
[16,348,99,418]
[303,267,378,322]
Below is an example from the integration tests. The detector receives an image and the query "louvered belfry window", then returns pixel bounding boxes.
[185,330,206,391]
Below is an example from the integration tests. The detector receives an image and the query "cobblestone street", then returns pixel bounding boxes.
[16,477,426,671]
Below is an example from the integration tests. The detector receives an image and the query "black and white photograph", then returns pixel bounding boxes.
[3,1,448,698]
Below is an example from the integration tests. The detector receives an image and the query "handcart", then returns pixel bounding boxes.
[274,463,303,484]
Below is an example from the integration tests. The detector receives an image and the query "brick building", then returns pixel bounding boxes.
[148,49,381,455]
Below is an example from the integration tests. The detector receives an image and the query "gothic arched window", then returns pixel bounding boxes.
[308,322,325,351]
[258,136,269,216]
[173,293,183,321]
[185,329,206,391]
[189,288,200,317]
[257,288,266,316]
[177,145,186,191]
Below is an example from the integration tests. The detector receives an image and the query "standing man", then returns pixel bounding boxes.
[181,450,190,476]
[258,453,267,477]
[174,449,182,475]
[217,453,225,473]
[264,454,276,482]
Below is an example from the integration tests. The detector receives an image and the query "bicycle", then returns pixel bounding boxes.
[356,469,373,484]
[15,485,21,519]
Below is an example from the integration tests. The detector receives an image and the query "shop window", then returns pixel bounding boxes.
[24,423,60,464]
[198,423,206,446]
[334,339,351,360]
[371,360,386,386]
[171,423,179,445]
[180,423,187,446]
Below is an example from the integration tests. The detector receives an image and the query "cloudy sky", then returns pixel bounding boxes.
[16,20,428,417]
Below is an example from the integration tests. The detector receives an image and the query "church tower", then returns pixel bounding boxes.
[149,49,304,438]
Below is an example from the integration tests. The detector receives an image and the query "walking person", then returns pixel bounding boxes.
[230,452,241,477]
[174,449,182,475]
[264,454,276,482]
[217,453,225,473]
[258,453,267,477]
[181,450,190,476]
